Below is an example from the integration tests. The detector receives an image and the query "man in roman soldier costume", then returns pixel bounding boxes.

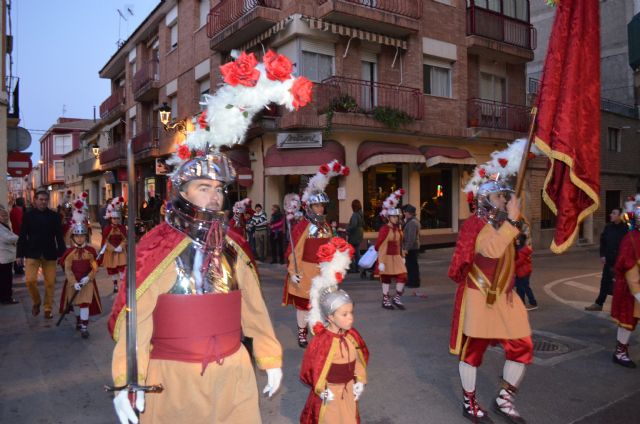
[283,160,350,348]
[374,189,408,310]
[611,203,640,368]
[101,197,127,294]
[58,192,102,338]
[109,49,314,424]
[228,197,251,239]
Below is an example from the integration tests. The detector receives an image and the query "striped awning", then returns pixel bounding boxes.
[305,17,408,50]
[238,17,293,52]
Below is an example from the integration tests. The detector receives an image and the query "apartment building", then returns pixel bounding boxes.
[95,0,535,245]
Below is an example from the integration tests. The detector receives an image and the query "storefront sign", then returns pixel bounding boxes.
[337,187,346,200]
[156,158,171,175]
[276,132,322,149]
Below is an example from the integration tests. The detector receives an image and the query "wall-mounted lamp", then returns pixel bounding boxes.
[159,102,187,133]
[38,160,44,165]
[92,145,100,158]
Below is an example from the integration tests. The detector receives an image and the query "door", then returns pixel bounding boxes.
[361,59,377,112]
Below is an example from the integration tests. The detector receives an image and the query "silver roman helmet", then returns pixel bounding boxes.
[319,287,353,321]
[476,179,514,226]
[71,222,89,235]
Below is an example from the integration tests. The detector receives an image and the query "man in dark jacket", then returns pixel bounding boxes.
[586,207,628,311]
[16,190,66,318]
[402,204,421,288]
[346,199,364,273]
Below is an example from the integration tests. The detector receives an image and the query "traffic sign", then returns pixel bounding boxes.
[7,151,32,177]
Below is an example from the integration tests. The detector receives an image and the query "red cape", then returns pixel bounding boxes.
[57,246,102,315]
[612,230,640,329]
[102,224,127,246]
[282,219,311,305]
[299,327,369,424]
[448,215,487,354]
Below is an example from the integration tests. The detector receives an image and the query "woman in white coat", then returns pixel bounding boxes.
[0,207,19,304]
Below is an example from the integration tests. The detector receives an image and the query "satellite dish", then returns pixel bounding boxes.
[7,126,32,151]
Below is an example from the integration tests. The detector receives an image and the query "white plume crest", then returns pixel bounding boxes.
[70,192,89,225]
[301,160,349,204]
[379,188,405,217]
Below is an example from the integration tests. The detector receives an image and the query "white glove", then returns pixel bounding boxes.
[113,390,145,424]
[402,257,406,265]
[319,388,335,402]
[353,382,365,401]
[634,293,640,303]
[290,273,301,284]
[74,282,82,291]
[262,368,283,398]
[378,262,385,272]
[114,246,123,253]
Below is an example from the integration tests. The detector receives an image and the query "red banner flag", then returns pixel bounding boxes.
[534,0,600,253]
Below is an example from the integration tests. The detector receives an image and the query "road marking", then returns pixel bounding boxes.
[563,280,600,294]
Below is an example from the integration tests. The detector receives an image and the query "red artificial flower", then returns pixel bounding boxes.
[313,322,326,335]
[263,50,293,82]
[478,168,486,178]
[317,242,337,263]
[219,52,260,87]
[399,188,406,196]
[498,158,508,168]
[331,237,349,251]
[467,191,475,204]
[319,164,330,175]
[332,161,341,172]
[335,272,344,283]
[197,111,208,129]
[342,166,350,177]
[74,200,84,209]
[178,144,191,160]
[290,76,313,110]
[81,192,88,198]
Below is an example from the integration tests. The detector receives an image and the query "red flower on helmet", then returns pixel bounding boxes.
[81,192,88,198]
[335,272,344,283]
[290,76,313,110]
[319,164,330,175]
[331,237,349,251]
[478,168,486,178]
[498,158,508,168]
[317,242,337,263]
[332,161,341,172]
[263,50,293,82]
[313,322,326,335]
[74,200,84,210]
[197,111,208,129]
[342,166,350,176]
[178,144,191,160]
[219,52,260,87]
[399,188,406,196]
[467,191,475,204]
[118,197,124,203]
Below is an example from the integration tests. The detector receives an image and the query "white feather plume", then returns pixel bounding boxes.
[379,189,405,217]
[70,192,89,225]
[301,160,349,204]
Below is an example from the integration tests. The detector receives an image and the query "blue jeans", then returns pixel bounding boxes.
[515,275,537,306]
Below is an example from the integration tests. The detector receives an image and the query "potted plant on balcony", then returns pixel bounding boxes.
[370,106,414,130]
[323,94,359,134]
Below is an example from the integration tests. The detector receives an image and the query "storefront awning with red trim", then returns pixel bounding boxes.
[221,145,251,169]
[419,146,476,168]
[357,141,426,172]
[264,140,346,176]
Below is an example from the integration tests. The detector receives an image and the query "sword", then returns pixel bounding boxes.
[105,139,163,403]
[56,285,82,327]
[286,218,299,276]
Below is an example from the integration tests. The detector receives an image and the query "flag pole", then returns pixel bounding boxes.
[514,106,538,198]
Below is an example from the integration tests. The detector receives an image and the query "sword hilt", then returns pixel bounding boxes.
[104,383,164,393]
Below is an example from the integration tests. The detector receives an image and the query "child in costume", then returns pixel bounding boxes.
[58,193,102,338]
[374,189,408,310]
[300,237,369,424]
[515,232,538,310]
[100,197,127,293]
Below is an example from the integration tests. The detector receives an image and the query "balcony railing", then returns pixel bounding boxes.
[317,0,422,19]
[133,59,160,95]
[207,0,281,38]
[317,76,424,120]
[78,157,100,175]
[99,87,125,119]
[99,143,126,164]
[467,5,536,50]
[5,76,19,119]
[132,127,160,154]
[467,98,529,132]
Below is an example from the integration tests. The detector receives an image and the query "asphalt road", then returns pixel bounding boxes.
[0,242,638,424]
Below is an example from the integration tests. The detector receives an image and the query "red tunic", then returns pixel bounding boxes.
[612,230,640,330]
[58,246,102,315]
[515,245,533,278]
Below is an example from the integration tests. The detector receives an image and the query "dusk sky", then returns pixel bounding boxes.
[14,0,160,162]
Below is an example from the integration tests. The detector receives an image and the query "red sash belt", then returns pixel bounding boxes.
[302,237,331,263]
[150,291,242,375]
[109,234,124,247]
[386,241,400,256]
[327,361,355,384]
[71,259,92,281]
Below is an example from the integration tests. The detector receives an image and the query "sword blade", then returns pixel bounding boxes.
[125,138,138,385]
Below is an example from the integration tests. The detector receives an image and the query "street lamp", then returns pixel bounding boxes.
[92,145,100,158]
[159,102,186,133]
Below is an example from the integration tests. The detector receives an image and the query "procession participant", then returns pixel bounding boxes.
[229,197,251,239]
[58,193,101,338]
[109,49,314,424]
[611,204,640,368]
[61,190,74,247]
[283,160,349,348]
[374,189,407,310]
[300,237,368,424]
[101,197,127,294]
[449,173,531,424]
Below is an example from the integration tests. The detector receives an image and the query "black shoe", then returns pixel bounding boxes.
[613,342,637,368]
[81,328,90,339]
[297,327,308,348]
[382,295,394,310]
[392,295,406,310]
[405,284,420,288]
[1,298,19,305]
[113,284,119,294]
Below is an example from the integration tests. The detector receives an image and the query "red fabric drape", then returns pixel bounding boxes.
[533,0,601,253]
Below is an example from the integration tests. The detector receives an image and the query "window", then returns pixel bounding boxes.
[131,60,137,75]
[423,64,452,98]
[605,191,621,220]
[170,96,178,118]
[502,0,529,21]
[53,134,72,155]
[199,0,209,28]
[199,78,210,96]
[362,164,404,231]
[541,190,556,229]
[479,72,505,102]
[53,160,65,180]
[361,60,377,109]
[169,23,178,49]
[470,0,500,12]
[608,127,621,152]
[420,168,452,229]
[130,117,137,138]
[300,51,333,83]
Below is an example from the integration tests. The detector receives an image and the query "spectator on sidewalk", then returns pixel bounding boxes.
[10,198,25,275]
[16,190,66,318]
[269,205,285,264]
[249,204,269,261]
[402,204,421,288]
[99,198,111,231]
[586,207,627,311]
[515,233,537,310]
[346,199,364,273]
[0,206,19,304]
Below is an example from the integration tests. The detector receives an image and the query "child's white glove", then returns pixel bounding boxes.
[114,246,123,253]
[378,263,385,272]
[319,388,335,402]
[113,390,144,424]
[290,273,301,284]
[634,293,640,303]
[262,368,283,398]
[353,382,364,401]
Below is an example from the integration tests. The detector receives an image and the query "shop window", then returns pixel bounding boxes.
[605,190,621,219]
[420,168,452,229]
[284,174,339,224]
[223,182,248,213]
[540,190,556,229]
[145,178,156,201]
[362,164,404,231]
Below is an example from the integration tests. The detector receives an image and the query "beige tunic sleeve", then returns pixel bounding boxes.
[237,258,283,370]
[64,252,79,285]
[625,265,640,296]
[476,222,520,259]
[354,342,367,385]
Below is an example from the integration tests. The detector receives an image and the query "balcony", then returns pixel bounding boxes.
[78,157,100,175]
[466,4,536,63]
[316,77,423,130]
[132,127,160,160]
[133,60,160,102]
[317,0,422,36]
[207,0,281,51]
[99,87,125,122]
[5,76,19,124]
[99,143,126,170]
[467,98,529,133]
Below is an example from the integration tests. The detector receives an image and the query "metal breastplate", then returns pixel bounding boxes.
[308,222,332,239]
[169,241,239,294]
